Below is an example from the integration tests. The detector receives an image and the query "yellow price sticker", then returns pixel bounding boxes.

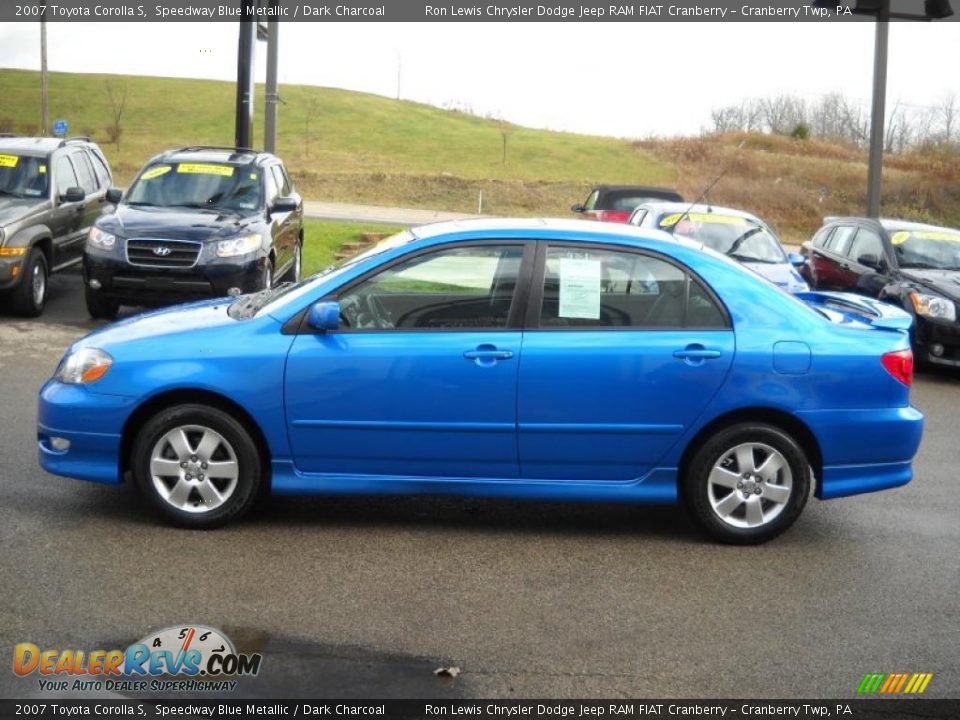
[38,165,47,174]
[660,212,745,228]
[0,154,19,169]
[892,230,960,244]
[177,163,234,177]
[141,165,172,180]
[249,173,258,180]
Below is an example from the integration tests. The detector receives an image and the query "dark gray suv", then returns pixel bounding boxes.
[0,135,112,316]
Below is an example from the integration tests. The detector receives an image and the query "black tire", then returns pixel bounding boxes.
[11,247,48,317]
[682,422,810,545]
[287,240,302,283]
[260,259,274,291]
[85,285,120,320]
[131,404,263,529]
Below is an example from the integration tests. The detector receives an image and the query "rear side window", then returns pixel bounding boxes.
[538,246,726,329]
[812,227,833,248]
[88,149,111,187]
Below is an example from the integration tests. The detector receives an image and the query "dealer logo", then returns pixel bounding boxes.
[13,624,262,693]
[857,672,934,695]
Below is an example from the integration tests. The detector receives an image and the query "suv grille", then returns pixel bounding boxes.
[126,238,201,268]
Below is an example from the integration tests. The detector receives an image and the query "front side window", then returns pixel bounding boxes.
[583,190,600,211]
[54,156,80,196]
[826,226,856,256]
[338,244,524,330]
[539,246,725,329]
[847,228,884,265]
[125,162,261,212]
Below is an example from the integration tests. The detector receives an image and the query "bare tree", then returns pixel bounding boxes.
[938,91,957,143]
[104,80,128,151]
[303,97,321,158]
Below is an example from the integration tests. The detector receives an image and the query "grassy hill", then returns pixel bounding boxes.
[2,68,959,243]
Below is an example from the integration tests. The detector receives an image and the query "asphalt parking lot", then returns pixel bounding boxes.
[1,268,958,699]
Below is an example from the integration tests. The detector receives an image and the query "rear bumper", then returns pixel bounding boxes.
[797,406,924,499]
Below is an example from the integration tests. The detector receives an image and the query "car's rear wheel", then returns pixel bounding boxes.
[683,423,810,544]
[132,404,262,528]
[85,285,119,320]
[11,247,48,317]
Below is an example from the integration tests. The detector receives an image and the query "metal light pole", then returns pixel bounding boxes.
[865,0,890,218]
[235,4,257,149]
[40,8,48,135]
[264,18,279,153]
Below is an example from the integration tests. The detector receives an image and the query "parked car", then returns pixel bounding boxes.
[571,185,683,223]
[800,217,960,368]
[39,218,922,543]
[629,202,809,293]
[0,135,112,316]
[83,146,303,319]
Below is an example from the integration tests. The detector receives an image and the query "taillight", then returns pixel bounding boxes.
[881,349,914,387]
[597,211,631,223]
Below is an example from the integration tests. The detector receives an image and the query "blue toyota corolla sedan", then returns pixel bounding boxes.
[38,219,924,543]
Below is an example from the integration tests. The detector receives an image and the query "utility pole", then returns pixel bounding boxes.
[865,1,890,219]
[234,3,256,149]
[40,5,48,135]
[264,16,279,153]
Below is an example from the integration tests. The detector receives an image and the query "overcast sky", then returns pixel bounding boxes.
[1,21,959,138]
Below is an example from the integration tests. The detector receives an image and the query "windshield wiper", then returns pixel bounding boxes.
[125,201,157,207]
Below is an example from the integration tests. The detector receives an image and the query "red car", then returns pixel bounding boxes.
[572,184,684,223]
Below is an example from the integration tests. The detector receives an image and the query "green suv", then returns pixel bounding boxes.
[0,135,112,316]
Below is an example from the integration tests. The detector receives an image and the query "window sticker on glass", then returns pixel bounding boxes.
[39,165,47,174]
[177,163,234,177]
[141,165,172,180]
[559,257,602,319]
[0,155,19,168]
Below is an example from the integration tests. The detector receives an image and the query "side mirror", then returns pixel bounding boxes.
[570,204,585,214]
[857,253,883,271]
[105,187,123,204]
[61,186,86,203]
[308,301,340,332]
[787,252,806,268]
[272,196,299,213]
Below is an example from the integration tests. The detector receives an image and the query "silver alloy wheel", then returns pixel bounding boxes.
[149,425,239,514]
[293,242,301,281]
[263,263,273,290]
[707,442,793,529]
[31,262,46,307]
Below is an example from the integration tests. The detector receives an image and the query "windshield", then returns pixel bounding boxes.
[229,230,417,320]
[659,212,786,264]
[0,154,49,199]
[891,229,960,270]
[125,162,261,212]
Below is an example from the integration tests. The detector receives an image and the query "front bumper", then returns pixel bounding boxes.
[914,316,960,367]
[37,380,136,484]
[0,255,26,291]
[84,250,265,306]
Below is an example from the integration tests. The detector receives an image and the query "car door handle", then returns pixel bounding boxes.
[673,345,721,362]
[464,345,514,364]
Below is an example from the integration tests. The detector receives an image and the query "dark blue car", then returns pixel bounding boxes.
[38,219,924,543]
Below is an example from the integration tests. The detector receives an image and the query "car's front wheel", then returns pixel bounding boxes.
[683,423,810,544]
[11,247,48,317]
[85,285,119,320]
[132,404,263,528]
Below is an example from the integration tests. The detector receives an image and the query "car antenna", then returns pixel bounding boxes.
[668,140,744,234]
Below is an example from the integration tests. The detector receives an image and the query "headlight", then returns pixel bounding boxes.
[55,347,113,385]
[87,227,116,250]
[910,292,956,322]
[217,234,261,258]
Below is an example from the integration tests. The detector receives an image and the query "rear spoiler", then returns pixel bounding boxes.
[795,291,913,331]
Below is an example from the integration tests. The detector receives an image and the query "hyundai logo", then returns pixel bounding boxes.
[153,246,172,257]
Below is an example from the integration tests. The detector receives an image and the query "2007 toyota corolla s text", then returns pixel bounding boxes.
[37,219,924,543]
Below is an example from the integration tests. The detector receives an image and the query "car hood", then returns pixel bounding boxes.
[99,204,257,242]
[900,268,960,302]
[74,298,238,349]
[0,195,47,228]
[743,261,809,293]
